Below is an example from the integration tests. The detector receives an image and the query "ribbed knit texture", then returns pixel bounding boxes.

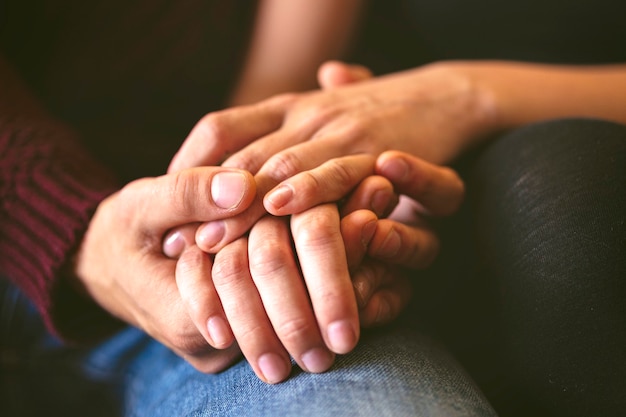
[0,0,255,342]
[0,111,120,342]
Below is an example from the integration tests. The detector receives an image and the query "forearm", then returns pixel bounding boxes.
[454,61,626,142]
[229,0,365,105]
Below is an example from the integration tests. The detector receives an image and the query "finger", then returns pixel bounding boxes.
[133,260,236,374]
[212,237,292,384]
[340,209,378,270]
[339,175,399,218]
[248,216,335,374]
[368,218,440,270]
[317,60,374,90]
[291,204,360,354]
[168,97,289,173]
[376,151,465,217]
[121,167,256,234]
[196,141,363,253]
[350,260,389,309]
[358,271,412,328]
[175,245,234,349]
[163,223,201,259]
[263,154,376,215]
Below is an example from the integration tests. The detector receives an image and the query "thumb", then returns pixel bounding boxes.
[119,167,256,234]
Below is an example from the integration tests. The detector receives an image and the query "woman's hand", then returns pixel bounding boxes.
[265,150,465,327]
[170,61,491,253]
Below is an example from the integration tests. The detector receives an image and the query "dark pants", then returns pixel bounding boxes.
[406,118,626,417]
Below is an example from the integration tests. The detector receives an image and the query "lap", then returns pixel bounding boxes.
[0,279,496,417]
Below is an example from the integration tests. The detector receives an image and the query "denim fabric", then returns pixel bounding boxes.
[0,279,497,417]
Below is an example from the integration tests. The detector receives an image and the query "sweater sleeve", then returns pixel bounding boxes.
[0,55,123,343]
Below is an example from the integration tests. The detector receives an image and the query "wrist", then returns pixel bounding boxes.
[408,61,502,162]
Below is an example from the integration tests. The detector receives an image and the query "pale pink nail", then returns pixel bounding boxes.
[211,172,246,209]
[207,316,233,348]
[197,221,225,250]
[327,320,357,354]
[258,353,290,384]
[163,230,184,258]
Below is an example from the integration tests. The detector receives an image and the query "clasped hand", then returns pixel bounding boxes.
[75,61,465,384]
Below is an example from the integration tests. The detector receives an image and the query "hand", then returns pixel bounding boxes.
[168,155,379,383]
[170,204,359,384]
[73,167,256,373]
[169,60,490,253]
[264,150,465,327]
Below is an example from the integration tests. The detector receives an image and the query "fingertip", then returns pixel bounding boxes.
[196,221,226,253]
[326,319,359,354]
[301,347,335,374]
[163,224,199,259]
[263,183,294,215]
[163,229,185,258]
[258,352,292,384]
[211,170,255,211]
[376,152,410,183]
[207,316,235,349]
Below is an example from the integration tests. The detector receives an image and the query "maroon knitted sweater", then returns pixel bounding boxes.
[0,0,255,342]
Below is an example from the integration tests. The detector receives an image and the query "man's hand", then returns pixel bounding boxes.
[73,167,256,373]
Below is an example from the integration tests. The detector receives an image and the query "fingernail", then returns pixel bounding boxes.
[258,353,290,384]
[265,184,294,211]
[207,316,233,348]
[352,269,373,309]
[370,190,391,216]
[197,221,225,250]
[163,230,184,258]
[211,171,247,209]
[327,320,358,354]
[301,347,334,374]
[361,220,377,249]
[376,228,401,258]
[380,158,409,181]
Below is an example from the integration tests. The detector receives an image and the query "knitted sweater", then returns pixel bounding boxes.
[0,0,254,342]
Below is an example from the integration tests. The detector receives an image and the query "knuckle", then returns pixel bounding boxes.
[275,316,318,347]
[300,170,322,192]
[264,151,305,183]
[222,151,258,171]
[212,246,249,288]
[249,240,292,278]
[197,112,229,142]
[267,92,299,108]
[177,246,205,274]
[336,118,370,143]
[323,158,361,186]
[169,170,205,218]
[293,211,336,249]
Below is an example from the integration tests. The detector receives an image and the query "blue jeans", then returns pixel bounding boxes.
[0,279,496,417]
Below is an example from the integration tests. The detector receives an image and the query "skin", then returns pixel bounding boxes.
[169,60,626,256]
[165,59,626,383]
[67,1,366,381]
[74,167,257,372]
[228,0,365,106]
[169,150,465,383]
